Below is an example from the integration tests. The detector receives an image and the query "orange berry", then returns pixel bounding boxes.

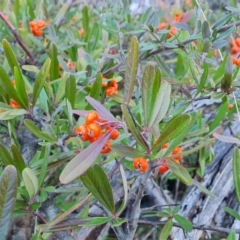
[9,99,19,109]
[133,157,148,172]
[29,21,36,27]
[110,79,118,90]
[231,46,239,54]
[109,49,117,55]
[72,16,77,22]
[159,164,169,174]
[106,86,118,96]
[86,111,99,125]
[102,77,108,88]
[67,62,75,70]
[75,125,89,141]
[172,146,183,161]
[167,26,178,39]
[157,22,167,31]
[89,132,103,143]
[236,38,240,47]
[12,80,16,86]
[37,19,46,29]
[31,26,43,37]
[87,123,102,138]
[101,140,111,154]
[228,104,234,110]
[79,28,84,36]
[110,129,120,140]
[161,143,169,149]
[213,50,218,57]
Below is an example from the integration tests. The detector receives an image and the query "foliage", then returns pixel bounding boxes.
[0,0,240,239]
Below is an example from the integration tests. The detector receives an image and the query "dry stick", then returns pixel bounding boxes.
[0,12,35,62]
[138,220,240,234]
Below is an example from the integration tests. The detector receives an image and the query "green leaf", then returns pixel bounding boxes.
[22,168,38,198]
[38,144,50,188]
[121,104,148,150]
[117,165,128,215]
[0,65,23,107]
[202,21,211,39]
[24,119,56,143]
[152,114,191,151]
[0,165,18,239]
[13,0,21,24]
[111,144,146,158]
[84,217,113,226]
[148,81,171,128]
[0,143,15,166]
[14,66,29,108]
[159,219,173,240]
[212,14,232,30]
[2,39,19,74]
[0,0,8,10]
[81,164,115,213]
[233,147,240,204]
[174,214,192,232]
[82,6,89,33]
[168,160,193,185]
[164,112,197,156]
[89,23,100,51]
[49,43,59,81]
[207,96,228,133]
[195,63,208,96]
[225,6,240,13]
[32,58,51,107]
[110,93,136,107]
[65,75,76,108]
[193,179,216,197]
[112,218,127,227]
[10,145,26,174]
[124,36,139,105]
[227,231,236,240]
[141,62,156,127]
[222,206,240,221]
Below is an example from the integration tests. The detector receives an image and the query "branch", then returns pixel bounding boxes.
[0,12,35,62]
[138,220,240,234]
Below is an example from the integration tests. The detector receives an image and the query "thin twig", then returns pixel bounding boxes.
[138,219,240,234]
[0,12,35,62]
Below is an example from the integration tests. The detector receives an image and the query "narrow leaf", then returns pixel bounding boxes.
[195,63,208,96]
[168,160,193,185]
[0,165,18,239]
[32,58,51,106]
[174,214,192,232]
[159,219,173,240]
[11,145,26,173]
[2,39,19,74]
[81,164,115,213]
[0,143,15,166]
[121,104,148,150]
[124,36,139,104]
[227,231,236,240]
[59,131,112,184]
[233,147,240,204]
[111,144,146,158]
[82,6,89,33]
[22,168,38,198]
[213,132,240,144]
[49,43,59,81]
[193,179,216,197]
[85,96,117,121]
[141,62,156,127]
[65,75,76,108]
[222,206,240,221]
[152,114,191,151]
[148,81,171,127]
[24,119,56,143]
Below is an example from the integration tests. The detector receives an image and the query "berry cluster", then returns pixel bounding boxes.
[102,78,119,96]
[156,12,184,39]
[75,111,120,154]
[29,19,47,37]
[158,143,183,174]
[230,38,240,66]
